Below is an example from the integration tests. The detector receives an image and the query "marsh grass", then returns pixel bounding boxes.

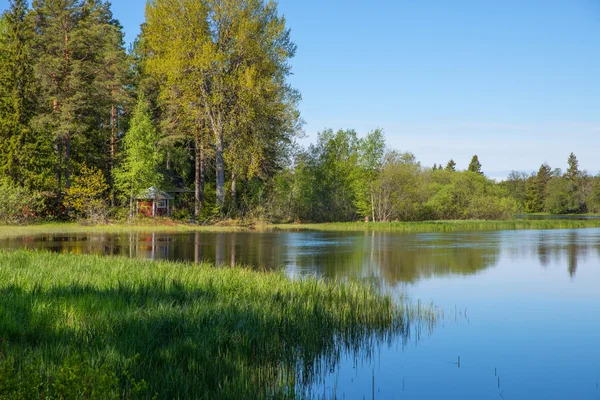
[267,219,600,232]
[0,250,436,399]
[0,221,250,239]
[2,218,599,240]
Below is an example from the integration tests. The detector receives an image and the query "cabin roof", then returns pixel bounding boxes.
[136,187,174,200]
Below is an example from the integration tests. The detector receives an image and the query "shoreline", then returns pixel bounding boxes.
[1,218,600,238]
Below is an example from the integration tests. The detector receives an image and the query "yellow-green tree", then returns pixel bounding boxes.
[113,97,163,218]
[144,0,300,213]
[64,164,109,222]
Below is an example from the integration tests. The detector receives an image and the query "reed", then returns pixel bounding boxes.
[1,218,599,239]
[268,219,600,232]
[0,250,436,399]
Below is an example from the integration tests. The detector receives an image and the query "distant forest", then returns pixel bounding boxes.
[1,0,599,224]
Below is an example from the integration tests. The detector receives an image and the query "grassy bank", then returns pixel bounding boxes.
[0,250,433,399]
[0,220,253,238]
[2,218,600,239]
[268,219,600,232]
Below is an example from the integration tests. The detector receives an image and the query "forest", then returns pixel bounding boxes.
[1,0,599,225]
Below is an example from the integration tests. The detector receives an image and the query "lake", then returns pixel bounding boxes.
[1,228,599,399]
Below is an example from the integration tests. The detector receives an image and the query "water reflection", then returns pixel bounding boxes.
[2,228,600,399]
[2,228,599,283]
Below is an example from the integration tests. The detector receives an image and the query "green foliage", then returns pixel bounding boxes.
[0,1,50,191]
[525,163,552,213]
[298,129,360,222]
[29,0,130,198]
[544,176,580,214]
[144,0,301,210]
[64,164,109,222]
[372,151,422,221]
[566,152,580,183]
[0,250,433,399]
[0,179,40,224]
[500,171,528,212]
[445,159,456,172]
[467,155,483,175]
[113,97,163,215]
[587,176,600,213]
[0,353,147,399]
[353,129,385,220]
[425,171,516,220]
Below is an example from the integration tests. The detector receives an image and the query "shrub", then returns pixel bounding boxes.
[64,164,109,223]
[0,180,40,224]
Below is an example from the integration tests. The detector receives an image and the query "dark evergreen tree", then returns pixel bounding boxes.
[565,152,580,183]
[445,159,456,172]
[31,0,129,203]
[564,152,583,212]
[0,1,50,189]
[525,163,552,213]
[467,155,483,175]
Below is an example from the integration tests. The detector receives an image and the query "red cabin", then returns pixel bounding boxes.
[135,187,174,217]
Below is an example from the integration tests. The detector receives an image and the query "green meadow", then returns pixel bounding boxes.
[0,250,436,399]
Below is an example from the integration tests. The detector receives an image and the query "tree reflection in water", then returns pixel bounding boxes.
[2,228,599,282]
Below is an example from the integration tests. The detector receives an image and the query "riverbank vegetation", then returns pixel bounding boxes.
[270,219,600,232]
[0,250,435,399]
[2,218,600,240]
[1,1,600,226]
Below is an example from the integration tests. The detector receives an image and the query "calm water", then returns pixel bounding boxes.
[2,228,600,399]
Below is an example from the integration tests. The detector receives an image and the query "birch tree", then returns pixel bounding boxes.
[144,0,299,214]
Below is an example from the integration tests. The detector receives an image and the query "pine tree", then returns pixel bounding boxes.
[31,0,129,201]
[113,97,163,217]
[467,155,483,175]
[79,0,131,204]
[566,152,580,183]
[564,152,582,212]
[0,1,48,190]
[445,159,456,172]
[525,163,552,213]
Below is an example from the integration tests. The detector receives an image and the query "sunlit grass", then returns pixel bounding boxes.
[268,219,600,232]
[0,250,435,399]
[2,218,599,239]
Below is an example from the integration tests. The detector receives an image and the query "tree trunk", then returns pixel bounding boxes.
[54,138,62,204]
[194,131,205,218]
[63,31,71,190]
[231,172,237,208]
[370,182,375,223]
[215,128,225,208]
[129,194,133,219]
[110,102,116,207]
[65,133,71,189]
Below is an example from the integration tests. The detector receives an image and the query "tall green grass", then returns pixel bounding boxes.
[268,219,600,232]
[0,250,435,399]
[2,218,599,240]
[0,221,250,239]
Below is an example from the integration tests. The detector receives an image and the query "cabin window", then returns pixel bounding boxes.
[157,200,167,208]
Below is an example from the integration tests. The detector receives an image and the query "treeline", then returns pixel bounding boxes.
[501,153,600,215]
[0,0,300,223]
[271,129,600,222]
[1,1,598,224]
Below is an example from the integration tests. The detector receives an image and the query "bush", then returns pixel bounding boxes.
[64,164,109,223]
[0,181,40,224]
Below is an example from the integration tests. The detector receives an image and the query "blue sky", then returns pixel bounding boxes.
[2,0,599,179]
